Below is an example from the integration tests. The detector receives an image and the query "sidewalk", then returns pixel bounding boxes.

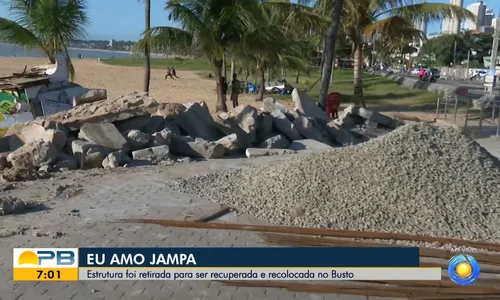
[0,155,401,300]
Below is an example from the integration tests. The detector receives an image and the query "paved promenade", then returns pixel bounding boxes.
[0,155,398,300]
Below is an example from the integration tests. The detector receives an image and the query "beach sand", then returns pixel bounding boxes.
[0,57,435,121]
[0,57,264,111]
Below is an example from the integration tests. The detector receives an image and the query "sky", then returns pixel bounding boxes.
[0,0,499,41]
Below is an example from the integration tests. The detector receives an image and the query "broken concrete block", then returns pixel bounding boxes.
[53,152,78,171]
[291,89,328,122]
[271,110,302,141]
[6,124,67,151]
[69,139,111,167]
[73,89,107,106]
[124,129,150,150]
[293,115,332,145]
[324,121,359,146]
[176,102,221,141]
[262,97,290,115]
[102,150,132,169]
[188,138,226,159]
[150,128,173,147]
[289,139,334,152]
[81,148,105,169]
[7,140,58,170]
[0,152,11,170]
[231,105,258,144]
[216,133,242,153]
[132,145,170,164]
[78,122,128,151]
[245,148,296,158]
[259,134,291,149]
[350,106,394,127]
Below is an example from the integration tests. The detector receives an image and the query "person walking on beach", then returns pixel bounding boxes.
[165,67,175,80]
[230,73,240,108]
[171,67,179,78]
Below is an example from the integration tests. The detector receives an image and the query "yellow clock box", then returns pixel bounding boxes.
[13,248,79,281]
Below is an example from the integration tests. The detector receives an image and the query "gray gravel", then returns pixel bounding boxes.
[167,123,500,242]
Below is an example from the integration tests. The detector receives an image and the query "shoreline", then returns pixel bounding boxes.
[0,43,166,58]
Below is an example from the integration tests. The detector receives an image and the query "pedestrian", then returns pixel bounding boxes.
[230,73,240,108]
[171,66,179,78]
[165,67,175,80]
[418,68,425,80]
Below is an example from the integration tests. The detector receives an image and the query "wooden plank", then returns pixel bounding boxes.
[119,219,500,252]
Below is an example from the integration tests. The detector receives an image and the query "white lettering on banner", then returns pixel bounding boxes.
[78,267,441,281]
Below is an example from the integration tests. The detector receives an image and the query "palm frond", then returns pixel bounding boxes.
[166,0,204,33]
[0,17,48,55]
[136,26,193,54]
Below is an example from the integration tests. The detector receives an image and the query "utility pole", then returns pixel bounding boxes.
[490,18,500,76]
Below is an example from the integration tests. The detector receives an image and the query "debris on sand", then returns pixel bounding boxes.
[168,123,500,242]
[0,90,405,182]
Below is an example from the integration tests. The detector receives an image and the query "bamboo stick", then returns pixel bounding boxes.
[195,206,233,223]
[261,233,500,266]
[219,280,500,297]
[119,219,500,252]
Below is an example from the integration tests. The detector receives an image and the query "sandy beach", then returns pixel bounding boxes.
[0,57,261,111]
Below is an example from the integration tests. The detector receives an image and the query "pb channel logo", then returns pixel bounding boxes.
[13,248,79,281]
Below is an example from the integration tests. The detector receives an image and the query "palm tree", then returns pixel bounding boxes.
[142,0,151,95]
[240,1,327,101]
[342,0,474,107]
[0,0,89,80]
[318,0,344,109]
[138,0,259,112]
[459,30,480,77]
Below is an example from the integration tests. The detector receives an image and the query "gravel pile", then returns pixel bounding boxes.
[167,123,500,242]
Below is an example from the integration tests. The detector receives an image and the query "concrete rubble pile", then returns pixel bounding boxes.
[0,89,403,181]
[168,123,500,243]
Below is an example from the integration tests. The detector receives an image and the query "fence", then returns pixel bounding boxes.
[439,67,500,81]
[436,91,500,137]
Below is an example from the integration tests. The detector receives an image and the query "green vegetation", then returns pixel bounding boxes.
[418,31,500,68]
[275,70,437,109]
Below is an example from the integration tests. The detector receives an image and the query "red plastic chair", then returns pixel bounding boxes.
[326,92,341,119]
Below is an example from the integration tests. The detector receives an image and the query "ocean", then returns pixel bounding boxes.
[0,43,134,59]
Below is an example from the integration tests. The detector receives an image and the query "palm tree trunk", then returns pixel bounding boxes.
[318,0,344,109]
[222,52,227,80]
[214,59,227,112]
[258,67,266,102]
[353,42,366,108]
[319,39,326,78]
[230,59,235,78]
[143,0,151,95]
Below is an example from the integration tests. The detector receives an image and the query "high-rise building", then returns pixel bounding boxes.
[485,8,494,27]
[441,0,464,34]
[465,1,487,31]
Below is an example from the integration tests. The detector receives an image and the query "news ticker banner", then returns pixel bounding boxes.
[12,248,480,285]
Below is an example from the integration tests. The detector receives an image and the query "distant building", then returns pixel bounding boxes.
[441,0,464,34]
[109,39,114,47]
[485,8,494,27]
[494,17,500,29]
[464,1,487,32]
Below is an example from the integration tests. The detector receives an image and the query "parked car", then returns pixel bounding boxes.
[430,68,440,79]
